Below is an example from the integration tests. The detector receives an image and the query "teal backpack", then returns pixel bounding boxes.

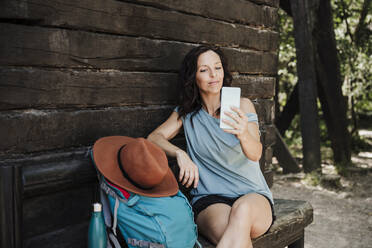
[90,150,201,248]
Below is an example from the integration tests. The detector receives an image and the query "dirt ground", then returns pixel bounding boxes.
[271,129,372,248]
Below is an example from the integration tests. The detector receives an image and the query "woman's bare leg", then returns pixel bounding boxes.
[217,193,272,248]
[196,203,231,245]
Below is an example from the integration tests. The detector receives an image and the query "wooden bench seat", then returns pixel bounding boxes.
[198,199,313,248]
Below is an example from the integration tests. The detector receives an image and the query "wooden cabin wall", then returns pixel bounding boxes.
[0,0,279,247]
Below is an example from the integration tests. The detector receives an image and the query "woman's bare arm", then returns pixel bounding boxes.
[147,111,199,188]
[147,111,183,157]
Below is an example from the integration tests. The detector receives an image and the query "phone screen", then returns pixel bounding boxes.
[220,87,241,129]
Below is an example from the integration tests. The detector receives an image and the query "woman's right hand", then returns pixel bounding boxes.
[175,150,199,188]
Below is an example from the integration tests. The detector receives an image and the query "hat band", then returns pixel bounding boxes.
[117,145,150,190]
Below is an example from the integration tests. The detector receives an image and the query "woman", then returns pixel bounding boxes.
[147,45,274,248]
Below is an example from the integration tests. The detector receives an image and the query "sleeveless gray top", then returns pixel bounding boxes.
[176,107,273,205]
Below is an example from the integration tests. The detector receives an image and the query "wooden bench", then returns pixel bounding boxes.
[0,149,313,248]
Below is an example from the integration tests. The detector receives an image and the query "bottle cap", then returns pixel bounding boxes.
[93,203,102,212]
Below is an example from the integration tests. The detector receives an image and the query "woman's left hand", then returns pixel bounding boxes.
[222,106,250,142]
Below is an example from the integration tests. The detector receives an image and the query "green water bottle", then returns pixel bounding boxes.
[88,203,107,248]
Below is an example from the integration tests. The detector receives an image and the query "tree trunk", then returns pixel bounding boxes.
[290,0,321,172]
[313,0,351,168]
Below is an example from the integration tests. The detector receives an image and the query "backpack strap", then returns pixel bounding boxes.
[195,239,203,248]
[108,232,122,248]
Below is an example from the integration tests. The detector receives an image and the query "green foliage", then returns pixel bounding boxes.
[350,131,372,152]
[278,9,297,113]
[278,1,372,162]
[332,0,372,116]
[303,169,322,186]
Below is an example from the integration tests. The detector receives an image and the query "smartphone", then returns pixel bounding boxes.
[220,87,241,129]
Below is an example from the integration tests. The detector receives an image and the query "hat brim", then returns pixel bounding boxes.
[93,136,178,197]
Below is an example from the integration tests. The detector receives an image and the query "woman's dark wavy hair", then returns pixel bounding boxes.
[177,45,232,120]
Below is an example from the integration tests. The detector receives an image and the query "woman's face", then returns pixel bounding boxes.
[195,50,224,95]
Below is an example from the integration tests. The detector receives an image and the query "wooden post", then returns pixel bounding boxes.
[273,126,301,173]
[0,165,23,248]
[290,0,321,172]
[288,231,304,248]
[314,0,351,167]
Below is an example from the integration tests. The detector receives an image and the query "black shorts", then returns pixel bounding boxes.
[192,194,276,234]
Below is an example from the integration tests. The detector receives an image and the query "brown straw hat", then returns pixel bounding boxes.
[92,136,178,197]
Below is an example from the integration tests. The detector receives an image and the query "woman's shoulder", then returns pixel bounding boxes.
[240,97,257,114]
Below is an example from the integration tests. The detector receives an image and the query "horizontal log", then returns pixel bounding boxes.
[0,68,275,110]
[0,104,274,154]
[121,0,278,29]
[0,106,173,154]
[250,0,280,7]
[0,68,178,110]
[0,24,277,74]
[22,151,95,198]
[233,75,275,99]
[226,47,278,75]
[0,0,278,51]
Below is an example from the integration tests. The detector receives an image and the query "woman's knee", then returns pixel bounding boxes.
[196,204,230,244]
[234,194,272,238]
[230,198,253,224]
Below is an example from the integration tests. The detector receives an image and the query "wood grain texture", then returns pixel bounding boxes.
[0,68,275,110]
[119,0,278,29]
[0,106,173,154]
[0,24,277,74]
[0,0,278,51]
[261,124,276,148]
[254,99,275,124]
[233,75,276,99]
[0,165,22,248]
[260,146,273,171]
[0,105,274,154]
[22,150,96,198]
[0,68,178,109]
[250,0,280,7]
